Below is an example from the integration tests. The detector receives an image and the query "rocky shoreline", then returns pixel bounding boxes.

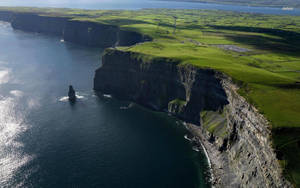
[185,122,235,187]
[0,10,292,187]
[94,49,291,187]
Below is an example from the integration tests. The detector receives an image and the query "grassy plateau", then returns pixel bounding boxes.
[1,6,300,186]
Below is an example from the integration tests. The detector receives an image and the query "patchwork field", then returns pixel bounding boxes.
[1,7,300,186]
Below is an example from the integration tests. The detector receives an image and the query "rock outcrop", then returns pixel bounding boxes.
[0,11,12,22]
[68,85,76,102]
[94,48,291,187]
[63,20,117,47]
[10,13,68,36]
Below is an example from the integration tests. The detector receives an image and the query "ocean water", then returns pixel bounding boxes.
[0,22,211,187]
[1,0,300,15]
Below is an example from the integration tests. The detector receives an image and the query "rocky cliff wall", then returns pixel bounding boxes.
[0,11,12,22]
[63,20,118,47]
[0,11,151,47]
[0,9,291,187]
[94,48,291,188]
[118,30,151,46]
[94,49,228,123]
[10,13,68,36]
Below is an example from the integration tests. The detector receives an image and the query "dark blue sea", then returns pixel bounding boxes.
[0,21,211,187]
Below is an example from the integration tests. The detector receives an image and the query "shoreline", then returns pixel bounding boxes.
[183,122,214,185]
[1,8,294,187]
[184,123,228,187]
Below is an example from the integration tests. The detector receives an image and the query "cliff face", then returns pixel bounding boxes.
[0,11,12,22]
[0,9,291,187]
[221,78,287,187]
[10,13,68,36]
[94,48,291,188]
[0,11,151,47]
[94,49,228,123]
[118,30,151,46]
[63,20,118,47]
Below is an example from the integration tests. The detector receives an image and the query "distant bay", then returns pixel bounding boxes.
[1,0,300,15]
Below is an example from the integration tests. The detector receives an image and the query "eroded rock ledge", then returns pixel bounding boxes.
[94,48,291,187]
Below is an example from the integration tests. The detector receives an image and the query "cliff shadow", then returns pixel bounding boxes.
[177,67,230,125]
[100,18,150,26]
[209,25,300,56]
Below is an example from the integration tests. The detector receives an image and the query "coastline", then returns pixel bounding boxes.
[184,122,231,187]
[183,122,215,187]
[94,48,292,187]
[1,8,295,187]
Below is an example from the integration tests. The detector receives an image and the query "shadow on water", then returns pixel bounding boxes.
[68,100,77,109]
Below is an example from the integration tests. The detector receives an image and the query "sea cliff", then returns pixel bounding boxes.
[94,48,291,187]
[0,11,151,47]
[0,9,293,187]
[0,11,12,22]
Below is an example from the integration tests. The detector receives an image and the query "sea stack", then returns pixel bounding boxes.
[68,85,76,102]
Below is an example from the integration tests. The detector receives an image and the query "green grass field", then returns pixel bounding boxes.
[1,7,300,186]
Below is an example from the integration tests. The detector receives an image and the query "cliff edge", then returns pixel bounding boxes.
[0,11,151,48]
[94,48,291,187]
[0,9,292,187]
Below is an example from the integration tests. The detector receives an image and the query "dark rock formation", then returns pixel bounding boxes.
[68,85,76,102]
[0,9,291,187]
[118,30,151,46]
[0,11,12,22]
[64,20,118,47]
[94,49,228,124]
[0,11,152,48]
[93,48,291,187]
[10,13,68,36]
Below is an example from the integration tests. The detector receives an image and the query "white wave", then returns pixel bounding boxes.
[10,90,23,98]
[76,94,84,99]
[59,96,69,102]
[59,94,85,102]
[192,146,200,152]
[184,134,193,141]
[103,94,112,98]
